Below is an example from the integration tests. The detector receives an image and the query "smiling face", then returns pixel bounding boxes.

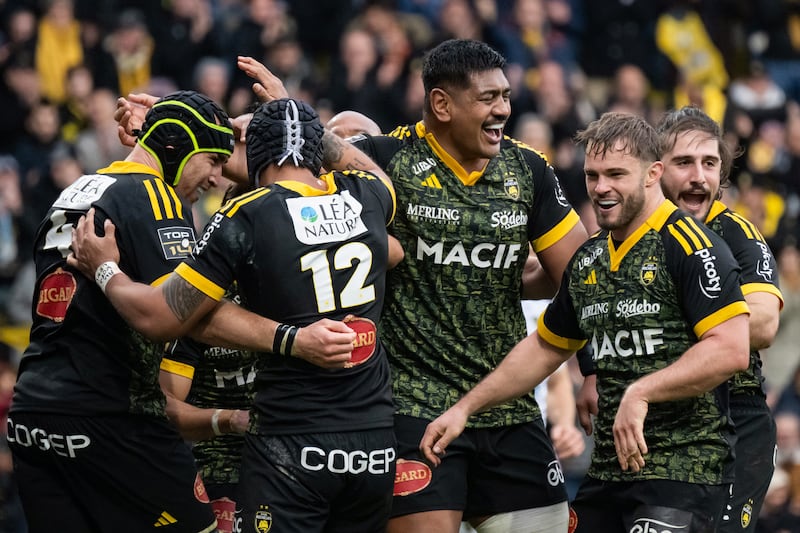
[660,130,722,222]
[585,140,662,240]
[175,152,227,204]
[438,68,510,165]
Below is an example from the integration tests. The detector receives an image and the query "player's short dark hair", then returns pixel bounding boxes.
[656,106,735,184]
[246,98,324,185]
[575,112,660,164]
[422,39,506,99]
[137,90,234,186]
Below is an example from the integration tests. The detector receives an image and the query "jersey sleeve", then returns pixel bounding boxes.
[664,215,750,338]
[521,149,581,253]
[175,206,250,301]
[352,134,404,173]
[538,273,588,352]
[340,169,397,225]
[719,211,783,305]
[160,337,203,379]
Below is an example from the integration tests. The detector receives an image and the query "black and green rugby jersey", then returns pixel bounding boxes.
[540,201,749,484]
[13,162,197,418]
[161,293,256,486]
[175,171,396,435]
[356,122,580,427]
[704,200,783,397]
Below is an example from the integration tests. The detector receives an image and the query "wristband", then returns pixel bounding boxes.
[273,324,299,356]
[95,261,122,294]
[211,408,224,436]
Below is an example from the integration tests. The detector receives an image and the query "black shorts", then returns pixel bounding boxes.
[391,415,567,519]
[8,412,216,533]
[236,428,396,533]
[720,395,776,532]
[571,477,730,533]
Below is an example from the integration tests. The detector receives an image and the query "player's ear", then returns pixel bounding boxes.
[429,88,452,123]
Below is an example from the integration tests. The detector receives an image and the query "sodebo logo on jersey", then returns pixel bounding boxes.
[195,212,225,254]
[417,237,522,269]
[694,248,721,299]
[590,328,664,361]
[490,210,528,230]
[615,298,661,319]
[300,446,395,474]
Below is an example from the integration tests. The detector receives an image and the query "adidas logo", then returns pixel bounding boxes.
[421,174,442,188]
[583,270,597,285]
[154,511,177,527]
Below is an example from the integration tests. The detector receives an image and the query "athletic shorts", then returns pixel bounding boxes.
[391,415,567,520]
[8,412,216,533]
[236,428,396,533]
[720,395,776,532]
[571,477,730,533]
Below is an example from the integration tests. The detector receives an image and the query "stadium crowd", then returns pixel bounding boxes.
[1,0,800,530]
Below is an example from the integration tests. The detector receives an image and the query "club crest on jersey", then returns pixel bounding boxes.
[393,459,432,496]
[504,177,519,200]
[36,267,76,322]
[343,316,377,367]
[159,226,196,260]
[640,257,658,286]
[741,499,753,528]
[254,506,272,532]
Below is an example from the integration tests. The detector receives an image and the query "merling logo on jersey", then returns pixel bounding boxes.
[406,203,460,224]
[417,237,522,269]
[490,210,528,230]
[694,248,721,299]
[615,298,661,318]
[591,327,664,361]
[580,302,607,319]
[287,191,368,245]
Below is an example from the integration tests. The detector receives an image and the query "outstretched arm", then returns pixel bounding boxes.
[419,332,572,465]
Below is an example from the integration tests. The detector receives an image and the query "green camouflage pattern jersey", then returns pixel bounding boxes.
[704,200,783,397]
[13,161,197,418]
[540,201,749,484]
[161,292,256,486]
[357,122,580,427]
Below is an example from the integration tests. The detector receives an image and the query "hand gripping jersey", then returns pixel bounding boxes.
[174,171,396,435]
[539,201,749,484]
[162,291,257,486]
[355,123,580,427]
[703,200,783,397]
[13,162,197,417]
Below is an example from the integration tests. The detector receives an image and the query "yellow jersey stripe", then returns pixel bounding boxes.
[668,224,693,255]
[532,210,580,252]
[151,273,172,287]
[153,179,175,219]
[143,180,163,220]
[174,263,226,301]
[685,217,713,247]
[694,301,750,339]
[225,188,271,217]
[166,184,184,220]
[160,358,195,379]
[537,314,587,351]
[675,219,704,250]
[741,282,784,306]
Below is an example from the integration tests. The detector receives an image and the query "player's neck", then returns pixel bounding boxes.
[261,164,325,190]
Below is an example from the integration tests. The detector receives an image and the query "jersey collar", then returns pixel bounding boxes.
[415,121,488,186]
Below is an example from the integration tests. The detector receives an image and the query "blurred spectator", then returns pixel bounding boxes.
[751,0,800,103]
[606,64,658,122]
[58,63,93,143]
[73,87,131,173]
[106,9,153,96]
[150,0,217,90]
[78,15,118,93]
[0,6,36,70]
[192,56,231,112]
[0,55,40,154]
[767,241,800,402]
[0,340,23,533]
[756,466,799,532]
[13,99,60,194]
[728,60,788,130]
[34,0,83,104]
[0,156,22,306]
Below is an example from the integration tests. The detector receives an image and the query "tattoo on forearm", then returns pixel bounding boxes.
[163,276,205,322]
[322,131,345,169]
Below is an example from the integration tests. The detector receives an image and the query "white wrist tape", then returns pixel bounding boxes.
[211,409,224,436]
[94,261,122,294]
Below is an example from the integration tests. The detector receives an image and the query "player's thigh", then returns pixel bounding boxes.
[464,420,567,519]
[391,415,471,517]
[9,413,216,533]
[721,403,776,532]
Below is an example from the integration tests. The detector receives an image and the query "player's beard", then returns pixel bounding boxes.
[595,180,646,233]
